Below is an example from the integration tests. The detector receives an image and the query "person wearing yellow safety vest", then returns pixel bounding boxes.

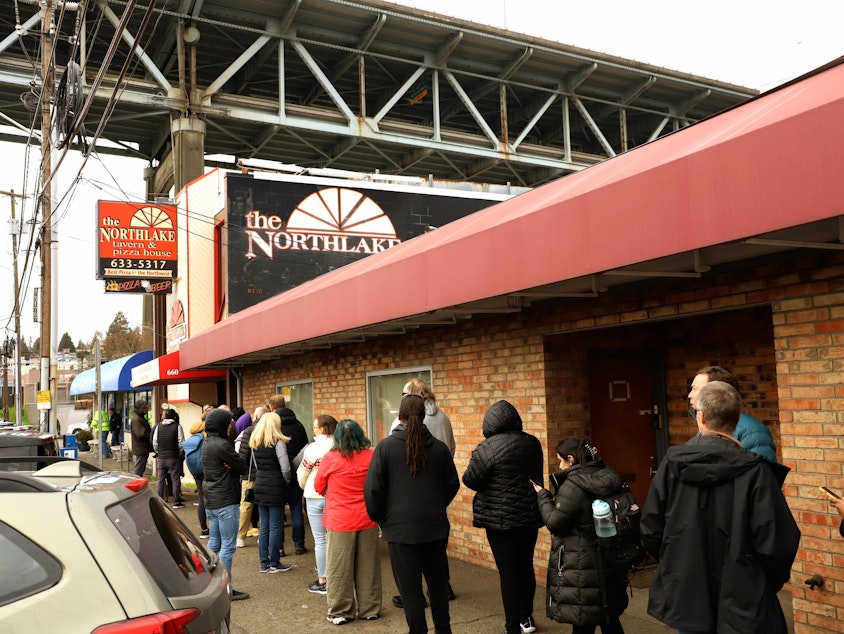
[90,409,112,459]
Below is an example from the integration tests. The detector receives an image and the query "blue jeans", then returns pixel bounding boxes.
[206,504,239,579]
[286,491,305,550]
[100,431,111,457]
[306,497,327,578]
[258,504,285,567]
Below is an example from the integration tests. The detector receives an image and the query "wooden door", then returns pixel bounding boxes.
[588,354,659,505]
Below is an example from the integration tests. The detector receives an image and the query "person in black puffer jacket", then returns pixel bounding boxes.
[249,411,292,573]
[202,407,249,600]
[269,394,309,554]
[534,437,627,633]
[462,400,544,634]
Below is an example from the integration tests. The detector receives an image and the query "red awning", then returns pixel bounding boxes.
[130,350,226,387]
[181,60,844,370]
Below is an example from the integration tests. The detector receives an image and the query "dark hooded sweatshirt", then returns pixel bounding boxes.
[462,400,544,530]
[641,434,800,634]
[202,408,247,510]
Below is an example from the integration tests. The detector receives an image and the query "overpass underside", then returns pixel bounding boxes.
[0,0,755,192]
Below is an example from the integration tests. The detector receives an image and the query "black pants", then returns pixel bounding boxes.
[486,527,538,634]
[389,539,451,634]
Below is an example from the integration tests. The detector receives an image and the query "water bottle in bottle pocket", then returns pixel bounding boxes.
[592,499,617,538]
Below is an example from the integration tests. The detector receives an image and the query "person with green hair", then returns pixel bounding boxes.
[314,419,381,625]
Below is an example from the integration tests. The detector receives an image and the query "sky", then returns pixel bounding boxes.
[1,0,842,349]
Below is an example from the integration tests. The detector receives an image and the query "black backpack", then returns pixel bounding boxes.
[596,483,646,571]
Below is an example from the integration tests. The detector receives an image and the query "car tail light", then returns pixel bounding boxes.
[91,608,202,633]
[124,477,149,492]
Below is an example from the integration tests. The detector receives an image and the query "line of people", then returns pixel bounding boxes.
[141,364,804,634]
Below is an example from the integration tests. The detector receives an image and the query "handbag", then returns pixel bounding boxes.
[244,451,256,502]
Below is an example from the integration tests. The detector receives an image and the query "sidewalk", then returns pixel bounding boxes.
[87,450,791,634]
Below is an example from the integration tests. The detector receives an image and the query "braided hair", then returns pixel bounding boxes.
[399,394,427,476]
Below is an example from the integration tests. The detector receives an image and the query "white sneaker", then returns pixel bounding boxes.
[236,538,246,548]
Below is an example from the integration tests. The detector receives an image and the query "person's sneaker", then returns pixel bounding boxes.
[295,546,307,555]
[520,616,537,634]
[308,580,327,594]
[231,590,249,601]
[280,549,287,558]
[259,564,269,573]
[361,615,379,621]
[236,538,246,548]
[246,527,260,537]
[172,502,185,509]
[199,529,209,538]
[268,563,292,573]
[447,582,456,601]
[326,615,350,625]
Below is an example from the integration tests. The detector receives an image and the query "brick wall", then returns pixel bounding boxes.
[238,250,844,633]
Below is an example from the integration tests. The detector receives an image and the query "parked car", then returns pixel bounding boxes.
[0,428,59,470]
[0,457,231,633]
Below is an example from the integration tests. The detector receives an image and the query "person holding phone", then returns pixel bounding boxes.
[822,487,844,538]
[532,437,628,633]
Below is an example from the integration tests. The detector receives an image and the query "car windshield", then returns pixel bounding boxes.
[107,494,214,597]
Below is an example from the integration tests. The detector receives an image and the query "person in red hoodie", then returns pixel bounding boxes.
[314,419,381,625]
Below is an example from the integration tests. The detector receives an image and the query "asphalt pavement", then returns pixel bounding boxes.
[89,449,792,634]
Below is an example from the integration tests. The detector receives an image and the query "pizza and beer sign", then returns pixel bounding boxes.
[97,201,178,293]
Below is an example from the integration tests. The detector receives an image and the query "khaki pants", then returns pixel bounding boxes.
[326,527,382,619]
[237,480,256,540]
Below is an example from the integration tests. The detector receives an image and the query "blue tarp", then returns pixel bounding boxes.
[69,350,154,396]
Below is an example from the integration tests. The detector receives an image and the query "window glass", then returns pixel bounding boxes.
[276,381,314,440]
[0,521,62,608]
[107,494,213,596]
[366,368,431,443]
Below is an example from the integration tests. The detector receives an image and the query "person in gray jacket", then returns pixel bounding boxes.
[390,378,456,455]
[463,400,544,634]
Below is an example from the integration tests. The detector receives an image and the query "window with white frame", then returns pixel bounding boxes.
[275,380,314,441]
[366,367,431,443]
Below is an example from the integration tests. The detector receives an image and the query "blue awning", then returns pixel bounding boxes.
[69,350,154,396]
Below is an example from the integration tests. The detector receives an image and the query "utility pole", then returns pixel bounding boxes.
[39,0,56,433]
[1,189,26,423]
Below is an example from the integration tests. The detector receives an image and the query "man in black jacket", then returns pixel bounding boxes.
[268,394,309,555]
[641,381,800,634]
[202,407,250,601]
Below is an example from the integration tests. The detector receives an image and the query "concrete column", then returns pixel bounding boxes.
[171,116,206,192]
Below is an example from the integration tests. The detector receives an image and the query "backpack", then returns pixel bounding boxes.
[596,483,646,571]
[183,434,204,477]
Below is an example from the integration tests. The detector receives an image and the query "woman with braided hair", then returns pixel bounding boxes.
[365,393,460,634]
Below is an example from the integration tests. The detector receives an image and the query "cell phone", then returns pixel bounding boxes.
[819,486,841,499]
[529,479,541,487]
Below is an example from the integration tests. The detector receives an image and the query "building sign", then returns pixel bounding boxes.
[97,201,178,281]
[104,279,173,294]
[227,175,502,313]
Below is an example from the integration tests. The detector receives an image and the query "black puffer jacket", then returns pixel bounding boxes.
[202,408,247,510]
[462,400,544,530]
[537,460,627,626]
[253,443,290,507]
